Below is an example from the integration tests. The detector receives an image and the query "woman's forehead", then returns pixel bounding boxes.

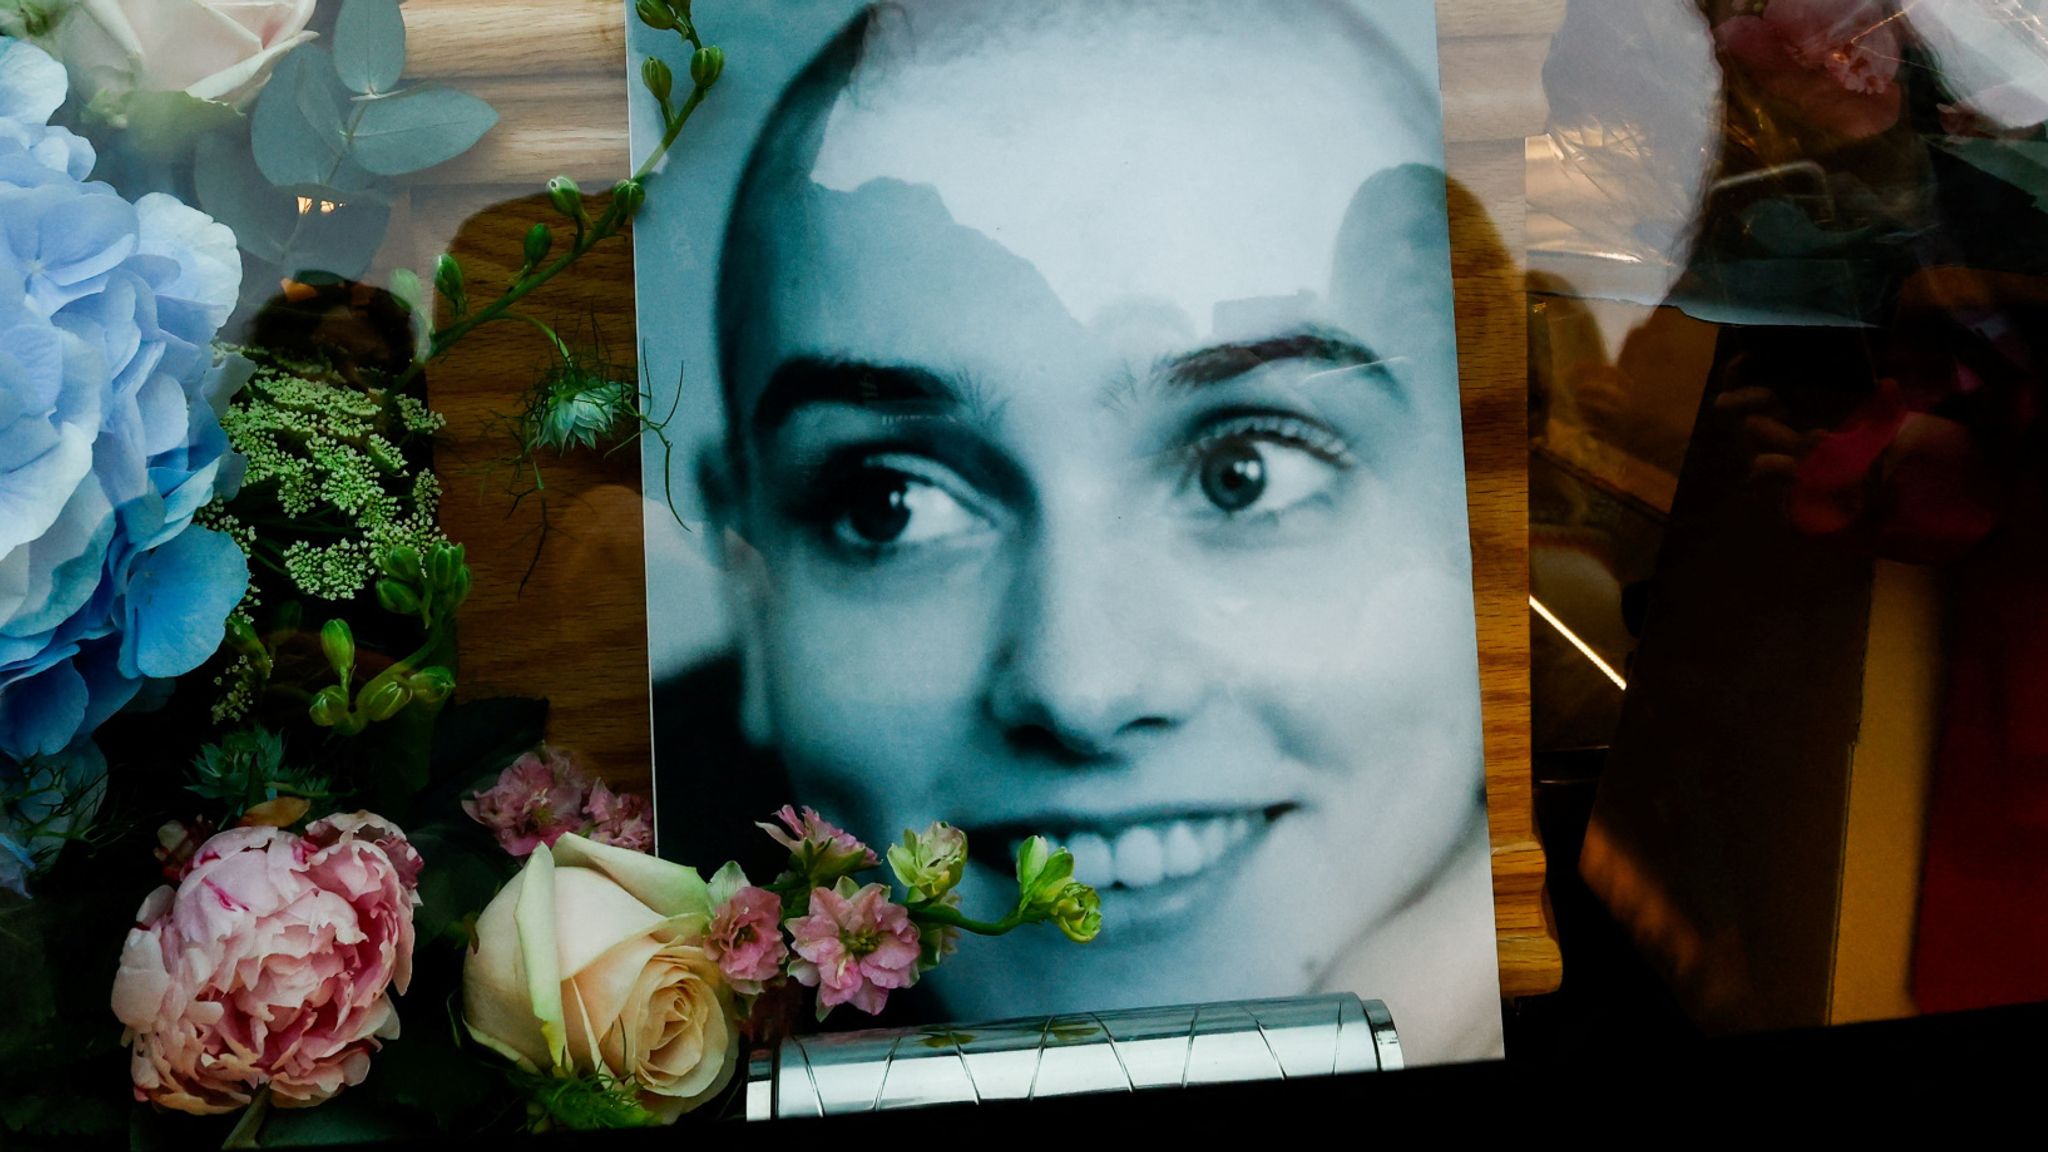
[786,9,1438,340]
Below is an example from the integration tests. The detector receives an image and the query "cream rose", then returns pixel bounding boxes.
[55,0,318,109]
[462,833,737,1121]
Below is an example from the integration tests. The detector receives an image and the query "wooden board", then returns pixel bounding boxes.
[400,0,1565,1000]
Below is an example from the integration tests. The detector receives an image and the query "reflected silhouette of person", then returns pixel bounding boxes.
[668,0,1501,1062]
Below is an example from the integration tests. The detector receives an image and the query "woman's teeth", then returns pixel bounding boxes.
[1012,814,1258,892]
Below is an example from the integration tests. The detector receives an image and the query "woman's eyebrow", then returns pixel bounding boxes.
[1160,326,1391,391]
[750,356,965,436]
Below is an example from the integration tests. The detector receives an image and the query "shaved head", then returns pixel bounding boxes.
[715,0,1448,449]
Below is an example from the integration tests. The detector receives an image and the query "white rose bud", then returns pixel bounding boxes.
[56,0,319,110]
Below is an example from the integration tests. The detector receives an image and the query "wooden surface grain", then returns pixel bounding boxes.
[400,0,1565,1000]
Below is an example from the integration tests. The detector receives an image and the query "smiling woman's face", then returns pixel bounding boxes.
[713,2,1487,1017]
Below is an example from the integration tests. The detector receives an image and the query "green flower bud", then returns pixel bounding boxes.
[375,578,422,617]
[1017,838,1078,917]
[634,0,675,30]
[408,666,456,704]
[309,685,350,728]
[434,253,465,312]
[361,679,413,723]
[547,176,585,221]
[380,544,422,584]
[690,45,724,90]
[1050,882,1102,943]
[889,821,968,901]
[448,564,472,608]
[641,56,673,103]
[319,619,354,675]
[1015,836,1051,892]
[612,179,646,219]
[428,543,463,593]
[523,222,553,269]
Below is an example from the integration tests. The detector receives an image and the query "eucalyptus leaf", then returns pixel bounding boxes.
[193,133,295,264]
[270,150,390,205]
[279,199,392,283]
[346,84,498,176]
[333,0,407,95]
[250,45,353,187]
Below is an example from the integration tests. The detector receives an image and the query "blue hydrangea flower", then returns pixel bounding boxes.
[0,38,249,884]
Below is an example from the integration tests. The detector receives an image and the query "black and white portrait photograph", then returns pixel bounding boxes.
[630,0,1504,1063]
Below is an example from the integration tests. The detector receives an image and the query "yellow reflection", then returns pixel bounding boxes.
[1530,594,1628,691]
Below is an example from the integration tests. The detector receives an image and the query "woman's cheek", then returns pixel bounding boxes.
[763,564,998,800]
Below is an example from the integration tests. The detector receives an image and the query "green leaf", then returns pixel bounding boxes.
[407,825,515,946]
[428,697,548,789]
[346,85,498,176]
[333,0,407,95]
[194,132,295,264]
[250,45,353,188]
[252,1094,421,1145]
[279,201,392,282]
[118,91,245,162]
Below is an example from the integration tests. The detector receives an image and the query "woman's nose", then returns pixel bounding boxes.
[983,525,1205,761]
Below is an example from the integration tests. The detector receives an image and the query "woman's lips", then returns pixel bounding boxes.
[966,803,1297,893]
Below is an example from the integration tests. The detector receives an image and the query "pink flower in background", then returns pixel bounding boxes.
[584,780,654,854]
[704,885,787,994]
[759,805,878,877]
[109,812,421,1114]
[1714,0,1902,141]
[787,883,920,1016]
[463,748,590,857]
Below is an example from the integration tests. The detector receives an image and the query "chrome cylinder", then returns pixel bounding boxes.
[746,993,1400,1119]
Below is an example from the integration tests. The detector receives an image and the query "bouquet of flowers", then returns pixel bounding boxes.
[0,2,1101,1143]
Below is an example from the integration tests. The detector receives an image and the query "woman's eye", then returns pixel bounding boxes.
[1181,426,1350,519]
[832,466,987,548]
[1197,441,1269,512]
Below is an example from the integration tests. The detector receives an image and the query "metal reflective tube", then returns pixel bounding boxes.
[745,994,1401,1119]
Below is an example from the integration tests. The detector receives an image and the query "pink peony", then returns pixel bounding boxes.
[1714,0,1902,142]
[704,885,788,995]
[584,780,654,854]
[787,883,920,1016]
[110,812,422,1115]
[759,805,878,878]
[463,748,590,857]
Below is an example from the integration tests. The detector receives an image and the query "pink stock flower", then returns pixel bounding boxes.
[704,885,788,995]
[759,805,878,878]
[585,781,654,854]
[1714,0,1902,142]
[109,812,422,1115]
[462,748,590,857]
[787,883,920,1016]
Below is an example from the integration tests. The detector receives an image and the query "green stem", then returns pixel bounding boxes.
[394,43,715,388]
[222,1086,271,1150]
[912,903,1023,937]
[632,83,707,185]
[505,312,573,361]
